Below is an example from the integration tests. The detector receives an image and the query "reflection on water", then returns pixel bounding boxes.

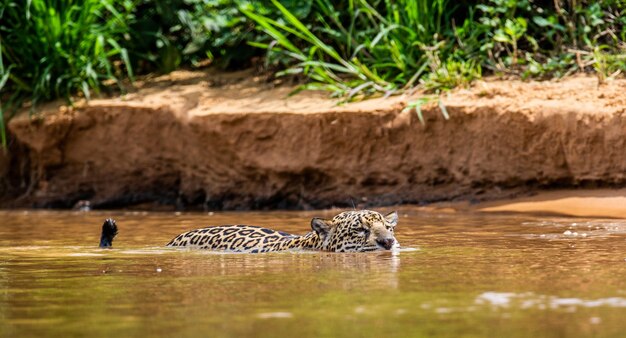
[1,209,626,337]
[476,292,626,309]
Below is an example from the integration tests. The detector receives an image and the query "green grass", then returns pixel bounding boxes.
[242,0,478,101]
[244,0,626,100]
[0,0,134,147]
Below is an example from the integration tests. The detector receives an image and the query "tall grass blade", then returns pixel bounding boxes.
[438,99,449,120]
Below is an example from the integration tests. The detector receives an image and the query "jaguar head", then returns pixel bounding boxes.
[311,210,399,252]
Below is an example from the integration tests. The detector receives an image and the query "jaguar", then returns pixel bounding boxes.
[99,210,399,253]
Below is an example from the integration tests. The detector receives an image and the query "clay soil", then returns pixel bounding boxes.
[3,69,626,211]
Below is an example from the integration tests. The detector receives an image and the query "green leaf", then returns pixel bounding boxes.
[438,99,449,120]
[532,16,550,27]
[81,81,90,101]
[494,31,510,43]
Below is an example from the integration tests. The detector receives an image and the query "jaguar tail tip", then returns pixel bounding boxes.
[99,218,118,248]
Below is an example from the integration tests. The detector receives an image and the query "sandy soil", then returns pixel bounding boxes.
[4,69,626,210]
[475,189,626,218]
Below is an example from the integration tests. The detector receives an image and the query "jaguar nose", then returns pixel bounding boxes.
[376,238,395,250]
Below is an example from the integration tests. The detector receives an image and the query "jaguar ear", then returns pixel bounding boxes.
[384,211,398,227]
[311,218,332,238]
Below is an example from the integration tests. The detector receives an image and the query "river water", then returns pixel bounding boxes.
[1,208,626,337]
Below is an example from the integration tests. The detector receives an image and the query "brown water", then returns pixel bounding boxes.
[1,209,626,337]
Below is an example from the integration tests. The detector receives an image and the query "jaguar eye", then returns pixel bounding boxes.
[357,228,370,237]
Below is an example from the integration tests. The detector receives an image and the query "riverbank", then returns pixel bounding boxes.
[2,69,626,211]
[473,189,626,219]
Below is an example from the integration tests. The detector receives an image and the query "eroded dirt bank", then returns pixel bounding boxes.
[3,70,626,210]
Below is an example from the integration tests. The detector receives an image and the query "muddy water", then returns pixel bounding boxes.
[1,209,626,337]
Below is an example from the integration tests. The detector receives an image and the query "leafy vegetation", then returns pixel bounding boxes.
[243,0,479,100]
[245,0,626,99]
[1,0,626,146]
[0,0,135,148]
[124,0,308,73]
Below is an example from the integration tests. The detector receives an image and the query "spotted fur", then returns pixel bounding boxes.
[166,210,399,252]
